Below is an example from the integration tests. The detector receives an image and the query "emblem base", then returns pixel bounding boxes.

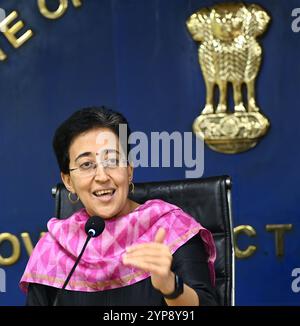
[193,111,270,154]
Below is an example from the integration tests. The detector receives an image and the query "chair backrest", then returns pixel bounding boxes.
[52,175,235,306]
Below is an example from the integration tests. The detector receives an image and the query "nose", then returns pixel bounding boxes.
[94,164,110,182]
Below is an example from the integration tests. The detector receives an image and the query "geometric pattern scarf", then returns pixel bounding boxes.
[20,199,216,292]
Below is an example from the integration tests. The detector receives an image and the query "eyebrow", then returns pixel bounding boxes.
[102,149,120,155]
[74,149,121,163]
[95,149,121,158]
[74,152,93,163]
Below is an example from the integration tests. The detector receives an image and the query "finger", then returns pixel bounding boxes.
[125,252,164,259]
[123,258,167,275]
[123,255,169,267]
[124,252,172,265]
[126,242,169,253]
[154,228,166,243]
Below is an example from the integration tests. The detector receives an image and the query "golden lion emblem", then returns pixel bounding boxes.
[187,3,271,153]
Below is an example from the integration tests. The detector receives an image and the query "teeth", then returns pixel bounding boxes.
[94,189,114,196]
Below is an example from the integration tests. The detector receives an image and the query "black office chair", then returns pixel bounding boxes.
[52,175,235,305]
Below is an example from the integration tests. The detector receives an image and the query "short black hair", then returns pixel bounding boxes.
[52,106,131,174]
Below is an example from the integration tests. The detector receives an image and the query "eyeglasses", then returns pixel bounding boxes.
[69,158,128,178]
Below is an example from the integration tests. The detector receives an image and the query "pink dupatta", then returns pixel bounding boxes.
[20,199,216,292]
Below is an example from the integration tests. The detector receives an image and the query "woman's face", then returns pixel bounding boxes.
[61,128,135,219]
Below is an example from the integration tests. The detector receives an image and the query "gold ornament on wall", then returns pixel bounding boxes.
[186,3,271,153]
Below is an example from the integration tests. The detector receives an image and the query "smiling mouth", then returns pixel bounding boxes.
[92,189,116,197]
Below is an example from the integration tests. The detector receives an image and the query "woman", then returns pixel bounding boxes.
[20,106,218,306]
